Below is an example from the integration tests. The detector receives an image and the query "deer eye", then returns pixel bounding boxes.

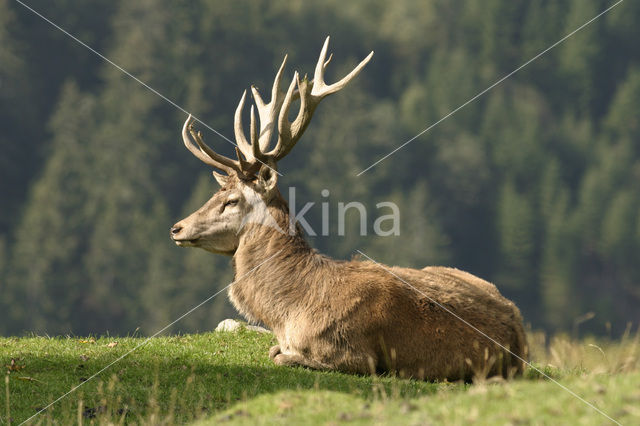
[224,198,239,207]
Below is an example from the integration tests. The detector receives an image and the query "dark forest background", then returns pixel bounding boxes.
[1,0,639,337]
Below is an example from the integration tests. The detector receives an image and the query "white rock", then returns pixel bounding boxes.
[215,319,271,333]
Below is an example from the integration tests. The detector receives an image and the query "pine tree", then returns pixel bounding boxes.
[74,0,188,334]
[5,83,97,334]
[496,180,536,293]
[557,0,601,114]
[540,193,578,331]
[367,181,450,269]
[0,0,33,237]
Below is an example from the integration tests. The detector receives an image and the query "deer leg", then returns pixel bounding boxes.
[272,352,330,371]
[269,345,281,360]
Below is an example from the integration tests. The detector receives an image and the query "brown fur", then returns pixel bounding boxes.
[198,181,530,381]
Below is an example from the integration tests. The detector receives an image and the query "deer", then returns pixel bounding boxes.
[170,37,528,381]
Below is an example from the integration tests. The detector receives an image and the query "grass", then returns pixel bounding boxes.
[1,326,638,425]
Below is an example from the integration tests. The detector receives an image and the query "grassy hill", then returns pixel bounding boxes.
[1,327,638,425]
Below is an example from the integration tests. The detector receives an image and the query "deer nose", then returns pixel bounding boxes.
[170,224,183,237]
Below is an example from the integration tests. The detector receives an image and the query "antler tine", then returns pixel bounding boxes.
[234,146,253,171]
[324,53,333,68]
[233,90,253,160]
[182,115,241,175]
[312,36,331,92]
[268,71,300,160]
[249,105,261,162]
[312,36,374,98]
[251,54,288,153]
[191,129,243,173]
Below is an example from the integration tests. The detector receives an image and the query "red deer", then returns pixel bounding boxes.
[171,37,527,380]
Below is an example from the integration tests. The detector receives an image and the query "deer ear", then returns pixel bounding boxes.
[257,163,278,193]
[213,171,229,187]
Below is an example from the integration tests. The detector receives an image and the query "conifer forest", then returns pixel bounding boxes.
[1,0,639,337]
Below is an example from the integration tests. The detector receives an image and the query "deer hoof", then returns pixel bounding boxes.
[273,353,294,366]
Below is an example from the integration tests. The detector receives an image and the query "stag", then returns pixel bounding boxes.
[171,37,527,380]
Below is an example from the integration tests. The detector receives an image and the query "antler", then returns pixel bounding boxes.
[182,36,374,178]
[182,115,247,176]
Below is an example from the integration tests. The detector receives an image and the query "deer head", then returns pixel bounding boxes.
[171,37,373,255]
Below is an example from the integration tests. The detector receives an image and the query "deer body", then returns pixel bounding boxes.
[225,185,526,380]
[171,38,527,380]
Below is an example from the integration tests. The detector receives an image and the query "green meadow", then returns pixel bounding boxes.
[2,328,638,425]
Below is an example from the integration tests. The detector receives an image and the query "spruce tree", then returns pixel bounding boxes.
[5,83,97,334]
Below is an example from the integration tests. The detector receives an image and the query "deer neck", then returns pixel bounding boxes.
[230,195,320,331]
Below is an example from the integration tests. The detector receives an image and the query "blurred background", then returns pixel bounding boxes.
[0,0,638,337]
